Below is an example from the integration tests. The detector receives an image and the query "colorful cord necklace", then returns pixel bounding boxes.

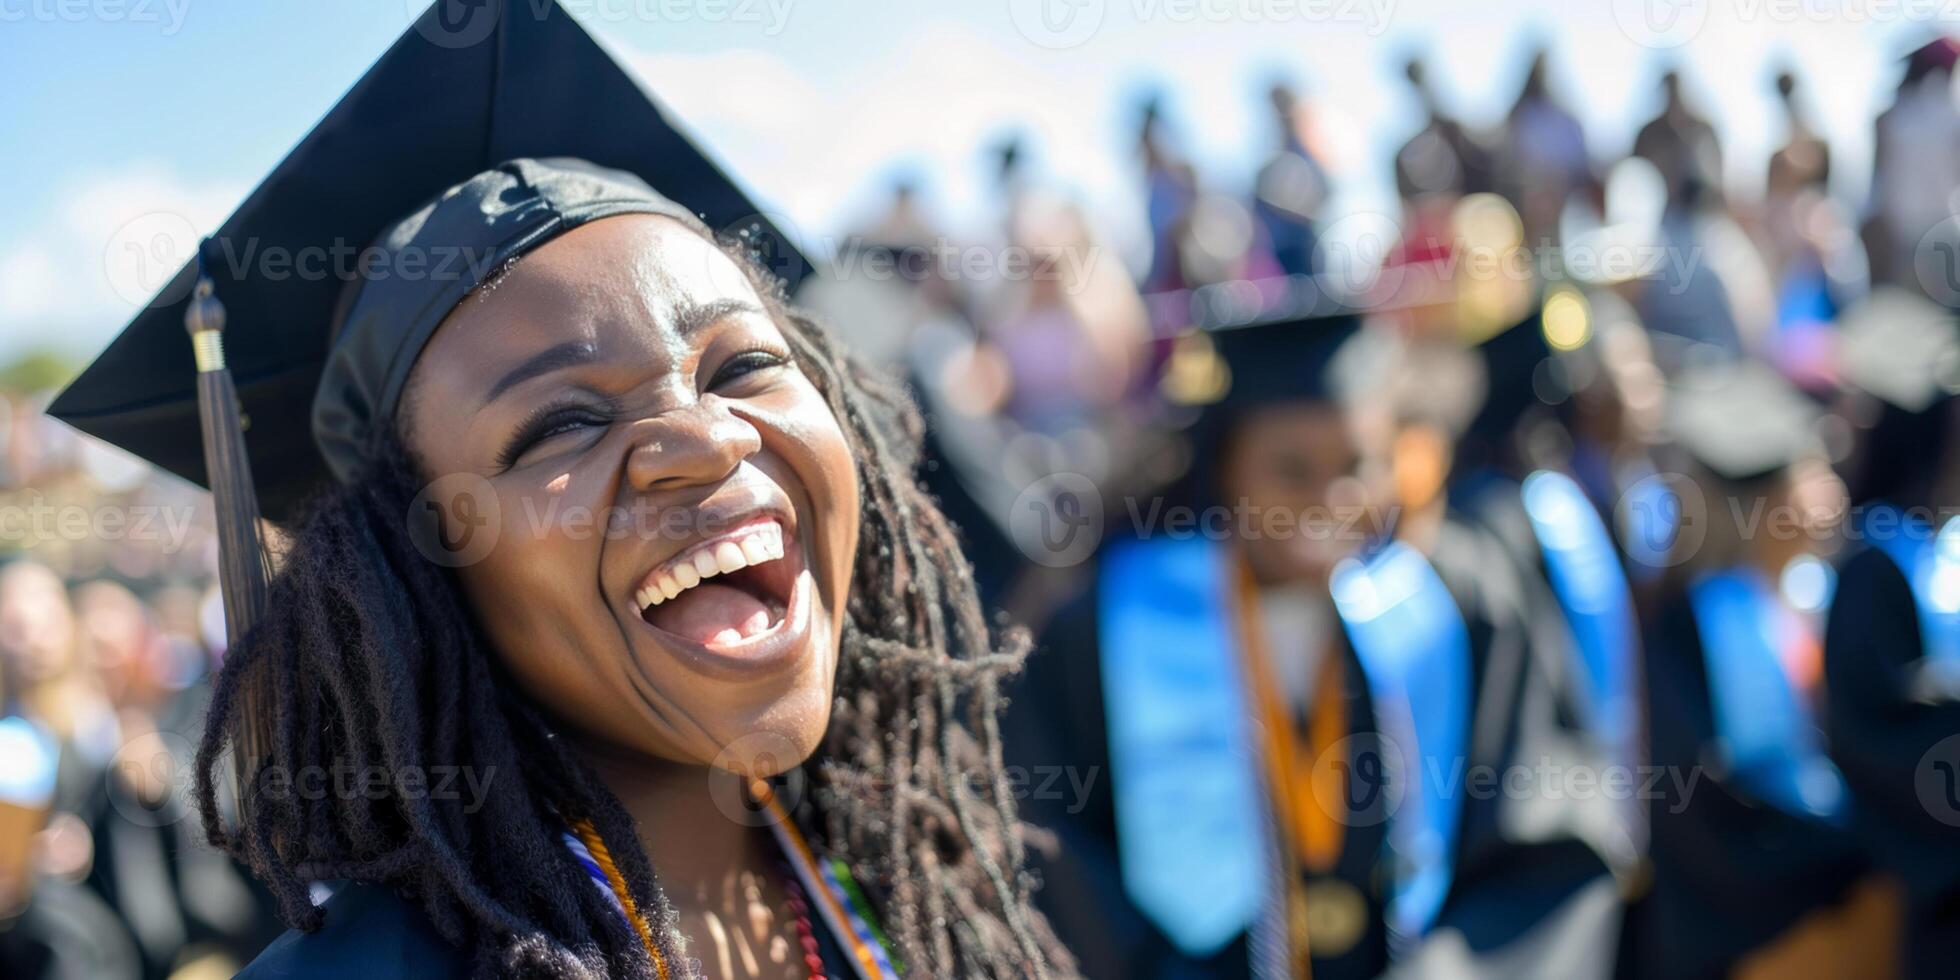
[562,784,898,980]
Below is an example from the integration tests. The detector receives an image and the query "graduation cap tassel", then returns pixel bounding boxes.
[183,246,274,811]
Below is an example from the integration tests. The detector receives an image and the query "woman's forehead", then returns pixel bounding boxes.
[491,215,756,318]
[422,216,767,370]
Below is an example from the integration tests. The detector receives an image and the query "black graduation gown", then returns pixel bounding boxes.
[1397,518,1621,978]
[1824,545,1960,980]
[237,878,858,977]
[237,883,468,979]
[1626,588,1869,980]
[1003,571,1391,980]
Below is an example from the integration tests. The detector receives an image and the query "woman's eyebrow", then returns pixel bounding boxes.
[671,297,765,337]
[480,340,601,406]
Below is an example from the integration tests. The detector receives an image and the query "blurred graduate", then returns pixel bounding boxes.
[1626,363,1895,980]
[1005,301,1394,979]
[1825,289,1960,980]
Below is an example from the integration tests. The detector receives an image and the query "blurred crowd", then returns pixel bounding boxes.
[0,368,286,976]
[803,31,1960,980]
[4,28,1960,980]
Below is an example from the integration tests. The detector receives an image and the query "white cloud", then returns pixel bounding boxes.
[0,246,60,321]
[0,167,243,360]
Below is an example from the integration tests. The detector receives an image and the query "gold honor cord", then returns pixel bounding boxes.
[1231,557,1371,974]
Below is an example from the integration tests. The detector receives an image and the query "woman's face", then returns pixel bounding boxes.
[402,215,860,775]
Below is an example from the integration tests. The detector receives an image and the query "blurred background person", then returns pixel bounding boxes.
[1627,364,1890,980]
[1824,289,1960,980]
[1497,43,1594,249]
[1865,37,1960,291]
[1253,79,1333,279]
[1632,69,1723,219]
[1007,307,1395,980]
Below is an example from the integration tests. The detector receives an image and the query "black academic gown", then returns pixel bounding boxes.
[1626,588,1869,980]
[1395,517,1622,978]
[1004,571,1391,980]
[237,883,468,979]
[238,878,857,978]
[1825,545,1960,980]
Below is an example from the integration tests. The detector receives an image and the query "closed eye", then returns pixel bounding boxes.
[497,402,616,470]
[708,347,793,392]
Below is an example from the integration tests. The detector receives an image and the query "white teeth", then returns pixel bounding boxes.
[739,538,770,565]
[635,520,790,612]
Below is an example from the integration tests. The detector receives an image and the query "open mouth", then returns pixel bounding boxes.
[633,518,801,651]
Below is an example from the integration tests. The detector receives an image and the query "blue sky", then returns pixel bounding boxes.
[0,0,1950,361]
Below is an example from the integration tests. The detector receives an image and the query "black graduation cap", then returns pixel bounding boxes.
[1209,312,1364,413]
[1154,295,1368,513]
[49,0,803,524]
[1152,279,1365,416]
[1665,361,1822,484]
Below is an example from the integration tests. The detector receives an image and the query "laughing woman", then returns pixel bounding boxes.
[49,8,1072,980]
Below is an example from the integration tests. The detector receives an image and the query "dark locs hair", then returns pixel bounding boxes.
[192,247,1077,978]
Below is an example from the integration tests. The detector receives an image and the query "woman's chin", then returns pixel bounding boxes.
[701,699,832,779]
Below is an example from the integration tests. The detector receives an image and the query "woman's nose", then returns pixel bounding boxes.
[623,399,762,494]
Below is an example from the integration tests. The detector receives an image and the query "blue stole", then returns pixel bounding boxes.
[1617,460,1680,580]
[1328,540,1471,943]
[1857,505,1960,699]
[1521,471,1641,786]
[1688,567,1847,823]
[1097,536,1268,956]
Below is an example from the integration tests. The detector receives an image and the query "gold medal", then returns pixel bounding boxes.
[1301,878,1368,958]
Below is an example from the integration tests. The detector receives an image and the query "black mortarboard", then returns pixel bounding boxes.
[1665,361,1822,484]
[1837,287,1960,414]
[49,0,803,524]
[1152,281,1365,417]
[1213,314,1363,415]
[1154,290,1368,513]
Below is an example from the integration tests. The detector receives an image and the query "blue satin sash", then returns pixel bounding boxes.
[1328,540,1471,942]
[1688,567,1847,823]
[1858,506,1960,697]
[1097,536,1267,956]
[1521,471,1641,783]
